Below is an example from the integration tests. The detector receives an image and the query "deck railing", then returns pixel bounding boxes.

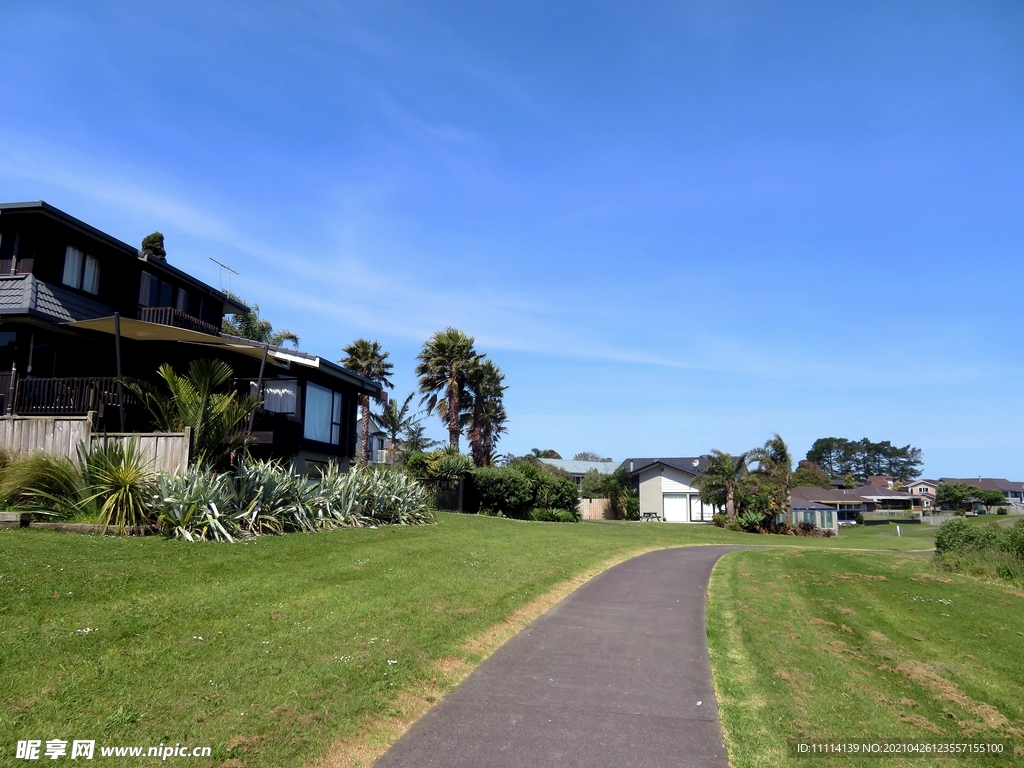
[138,306,220,336]
[13,377,135,416]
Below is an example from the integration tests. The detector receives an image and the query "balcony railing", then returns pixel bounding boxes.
[12,377,136,416]
[138,306,220,336]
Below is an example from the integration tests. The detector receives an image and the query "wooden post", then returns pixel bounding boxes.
[113,313,126,432]
[6,361,15,415]
[244,343,269,453]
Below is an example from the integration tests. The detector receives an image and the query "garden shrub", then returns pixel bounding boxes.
[997,507,1008,515]
[711,513,728,528]
[470,464,580,521]
[934,518,1000,555]
[526,507,580,523]
[403,452,432,478]
[1002,519,1024,561]
[470,467,536,519]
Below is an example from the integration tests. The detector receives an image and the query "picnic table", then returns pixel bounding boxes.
[640,512,661,522]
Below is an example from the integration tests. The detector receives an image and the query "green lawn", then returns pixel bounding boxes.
[708,548,1024,767]
[0,515,943,767]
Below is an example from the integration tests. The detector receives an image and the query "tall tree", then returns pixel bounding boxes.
[341,339,395,466]
[415,328,478,451]
[806,437,923,484]
[530,448,562,459]
[401,422,441,455]
[748,433,793,517]
[694,450,749,520]
[574,451,606,462]
[222,295,299,347]
[465,358,507,466]
[792,460,832,489]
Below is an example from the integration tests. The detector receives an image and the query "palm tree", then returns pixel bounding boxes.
[478,395,508,466]
[748,433,793,520]
[375,392,417,463]
[123,359,260,468]
[693,450,749,520]
[465,358,507,466]
[341,339,395,466]
[415,328,479,451]
[401,422,441,455]
[221,295,299,348]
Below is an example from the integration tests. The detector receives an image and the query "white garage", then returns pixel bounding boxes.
[624,457,722,523]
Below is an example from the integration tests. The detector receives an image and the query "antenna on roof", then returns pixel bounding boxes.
[208,258,239,294]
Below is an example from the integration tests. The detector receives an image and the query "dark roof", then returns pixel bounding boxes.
[219,333,382,396]
[0,274,113,323]
[938,478,1024,493]
[0,201,247,315]
[790,498,834,510]
[621,457,712,476]
[851,483,915,500]
[791,486,870,504]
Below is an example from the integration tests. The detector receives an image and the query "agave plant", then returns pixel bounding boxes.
[152,468,236,542]
[354,466,433,525]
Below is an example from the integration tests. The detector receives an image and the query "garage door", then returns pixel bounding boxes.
[663,493,688,522]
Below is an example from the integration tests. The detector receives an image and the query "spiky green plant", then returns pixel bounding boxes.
[0,452,90,520]
[81,441,158,534]
[152,468,236,542]
[124,359,260,468]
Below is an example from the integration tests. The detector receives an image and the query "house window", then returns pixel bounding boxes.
[140,272,157,306]
[63,246,100,294]
[820,509,834,528]
[253,380,297,414]
[176,288,189,314]
[303,382,345,445]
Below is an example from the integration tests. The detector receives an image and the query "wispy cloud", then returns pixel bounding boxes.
[0,131,981,389]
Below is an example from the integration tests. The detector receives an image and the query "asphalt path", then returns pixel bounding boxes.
[376,546,743,768]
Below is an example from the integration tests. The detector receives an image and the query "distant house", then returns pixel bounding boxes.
[537,458,617,490]
[791,486,869,523]
[937,477,1024,512]
[902,479,939,509]
[789,498,839,534]
[620,457,721,523]
[0,201,382,474]
[791,483,916,522]
[355,416,392,464]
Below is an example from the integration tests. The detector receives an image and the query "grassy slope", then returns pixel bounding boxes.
[0,515,940,767]
[708,548,1024,767]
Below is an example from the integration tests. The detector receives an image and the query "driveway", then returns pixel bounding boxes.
[375,546,742,767]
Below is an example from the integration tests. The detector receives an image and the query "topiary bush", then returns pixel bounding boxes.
[997,507,1008,515]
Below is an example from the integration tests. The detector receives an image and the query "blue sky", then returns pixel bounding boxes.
[1,1,1021,477]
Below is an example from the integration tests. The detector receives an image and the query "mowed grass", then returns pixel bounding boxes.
[708,548,1024,767]
[0,514,941,767]
[0,515,746,767]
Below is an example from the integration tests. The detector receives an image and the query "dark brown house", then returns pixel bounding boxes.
[0,201,381,473]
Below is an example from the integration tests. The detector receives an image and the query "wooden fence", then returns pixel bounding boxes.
[0,414,190,474]
[579,498,614,520]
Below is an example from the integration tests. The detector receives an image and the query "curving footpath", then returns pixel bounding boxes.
[376,546,743,768]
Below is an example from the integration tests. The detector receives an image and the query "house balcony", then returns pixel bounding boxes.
[137,306,220,336]
[0,374,139,429]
